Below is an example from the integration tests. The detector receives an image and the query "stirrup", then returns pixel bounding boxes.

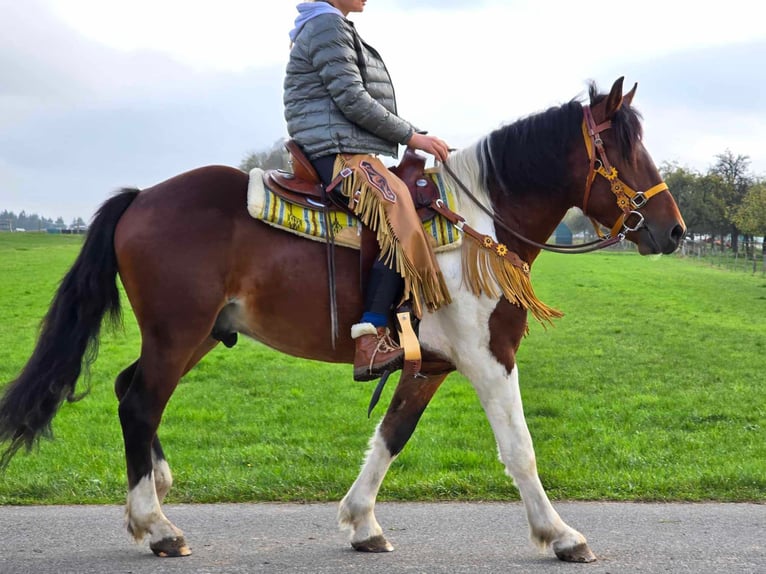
[396,311,422,372]
[366,311,424,416]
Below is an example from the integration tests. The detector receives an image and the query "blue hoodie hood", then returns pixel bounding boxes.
[289,2,344,43]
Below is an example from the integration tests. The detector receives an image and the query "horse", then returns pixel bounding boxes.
[0,77,685,562]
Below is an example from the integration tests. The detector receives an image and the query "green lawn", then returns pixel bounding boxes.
[0,233,764,504]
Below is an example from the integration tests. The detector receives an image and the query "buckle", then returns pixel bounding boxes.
[631,192,647,208]
[622,211,645,232]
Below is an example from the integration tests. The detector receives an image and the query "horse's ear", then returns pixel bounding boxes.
[604,77,625,119]
[623,82,638,107]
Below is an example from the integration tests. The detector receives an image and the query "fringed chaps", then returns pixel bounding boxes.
[334,154,451,318]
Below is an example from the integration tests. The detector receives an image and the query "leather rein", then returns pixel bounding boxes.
[436,104,670,255]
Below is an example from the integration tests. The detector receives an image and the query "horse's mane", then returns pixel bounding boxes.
[477,82,643,199]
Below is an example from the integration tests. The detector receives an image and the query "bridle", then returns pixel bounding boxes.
[438,103,670,255]
[580,104,669,242]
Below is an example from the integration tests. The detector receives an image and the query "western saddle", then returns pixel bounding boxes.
[263,140,442,221]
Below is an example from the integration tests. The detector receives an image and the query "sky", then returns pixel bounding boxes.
[1,0,765,222]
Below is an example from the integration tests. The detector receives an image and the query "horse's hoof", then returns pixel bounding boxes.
[351,534,394,553]
[150,536,192,557]
[554,542,596,563]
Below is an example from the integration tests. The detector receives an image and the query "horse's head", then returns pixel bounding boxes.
[581,77,686,254]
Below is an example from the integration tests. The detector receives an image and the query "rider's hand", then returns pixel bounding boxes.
[407,133,450,163]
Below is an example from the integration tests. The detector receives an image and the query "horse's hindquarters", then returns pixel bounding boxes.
[114,165,362,364]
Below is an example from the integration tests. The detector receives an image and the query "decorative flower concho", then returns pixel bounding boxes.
[483,235,509,257]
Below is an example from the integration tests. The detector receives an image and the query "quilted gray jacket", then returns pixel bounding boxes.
[283,13,416,160]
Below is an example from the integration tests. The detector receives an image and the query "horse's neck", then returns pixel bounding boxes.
[445,148,495,231]
[446,147,571,263]
[497,191,571,264]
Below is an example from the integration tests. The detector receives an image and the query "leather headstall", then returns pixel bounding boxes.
[580,105,669,240]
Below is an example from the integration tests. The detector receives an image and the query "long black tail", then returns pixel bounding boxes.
[0,189,139,468]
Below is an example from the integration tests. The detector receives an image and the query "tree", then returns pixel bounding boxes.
[240,138,290,172]
[734,182,766,235]
[659,163,728,242]
[734,182,766,268]
[661,162,703,236]
[0,210,70,231]
[696,173,730,242]
[709,150,752,253]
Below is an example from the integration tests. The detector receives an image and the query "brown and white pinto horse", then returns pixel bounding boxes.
[0,78,684,562]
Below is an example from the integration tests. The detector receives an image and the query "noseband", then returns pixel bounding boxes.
[581,105,669,240]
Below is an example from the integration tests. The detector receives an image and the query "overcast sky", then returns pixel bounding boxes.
[2,0,765,222]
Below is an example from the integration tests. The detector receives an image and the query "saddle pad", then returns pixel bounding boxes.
[247,168,462,252]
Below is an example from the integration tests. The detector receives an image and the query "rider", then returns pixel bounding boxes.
[284,0,451,381]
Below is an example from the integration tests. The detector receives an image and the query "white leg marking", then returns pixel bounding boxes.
[338,425,395,550]
[469,361,587,552]
[125,472,183,544]
[152,450,173,503]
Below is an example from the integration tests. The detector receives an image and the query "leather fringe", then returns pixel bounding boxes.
[461,235,563,327]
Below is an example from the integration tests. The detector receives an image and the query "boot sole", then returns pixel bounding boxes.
[353,356,404,382]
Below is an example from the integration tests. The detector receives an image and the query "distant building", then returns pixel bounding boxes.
[554,222,572,245]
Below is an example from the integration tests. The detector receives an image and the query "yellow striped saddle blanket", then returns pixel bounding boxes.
[246,168,462,252]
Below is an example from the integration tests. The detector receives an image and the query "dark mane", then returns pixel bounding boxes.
[478,100,583,198]
[478,82,643,198]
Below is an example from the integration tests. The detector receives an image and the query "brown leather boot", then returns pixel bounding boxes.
[351,323,404,381]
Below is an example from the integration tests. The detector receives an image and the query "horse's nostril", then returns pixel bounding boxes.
[670,224,685,244]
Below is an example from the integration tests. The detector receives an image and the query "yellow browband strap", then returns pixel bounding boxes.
[580,115,669,239]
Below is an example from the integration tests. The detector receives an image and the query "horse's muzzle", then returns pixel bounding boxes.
[636,222,686,255]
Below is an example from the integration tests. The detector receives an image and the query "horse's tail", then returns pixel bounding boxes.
[0,189,139,469]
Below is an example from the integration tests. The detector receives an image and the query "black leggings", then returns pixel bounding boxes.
[311,155,404,320]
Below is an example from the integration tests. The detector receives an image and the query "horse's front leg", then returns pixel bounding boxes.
[339,370,449,552]
[471,363,595,562]
[464,302,596,563]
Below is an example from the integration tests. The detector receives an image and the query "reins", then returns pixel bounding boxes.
[438,162,622,255]
[437,103,670,256]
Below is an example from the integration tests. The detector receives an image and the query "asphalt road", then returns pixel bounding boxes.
[1,502,764,574]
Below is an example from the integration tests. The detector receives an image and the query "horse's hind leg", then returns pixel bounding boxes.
[116,349,187,556]
[119,330,221,558]
[116,361,173,504]
[115,338,219,510]
[339,371,449,552]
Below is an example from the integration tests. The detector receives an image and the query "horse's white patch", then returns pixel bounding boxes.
[420,145,502,359]
[408,145,590,553]
[152,450,173,503]
[125,472,183,544]
[338,425,393,544]
[468,361,586,551]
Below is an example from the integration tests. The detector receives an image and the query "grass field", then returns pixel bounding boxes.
[0,233,764,505]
